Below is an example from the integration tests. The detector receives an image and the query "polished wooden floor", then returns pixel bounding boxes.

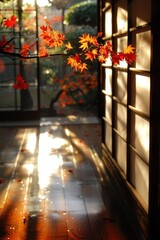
[0,117,139,240]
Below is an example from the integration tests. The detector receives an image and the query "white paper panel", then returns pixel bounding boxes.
[105,123,112,152]
[135,75,150,115]
[105,96,112,125]
[136,31,151,71]
[130,151,149,207]
[105,9,112,38]
[117,36,128,68]
[117,6,128,33]
[115,135,126,175]
[105,68,112,94]
[117,103,127,139]
[134,115,149,163]
[117,71,127,103]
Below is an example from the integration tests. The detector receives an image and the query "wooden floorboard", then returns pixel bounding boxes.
[0,123,138,240]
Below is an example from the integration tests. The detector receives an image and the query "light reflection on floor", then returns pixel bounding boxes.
[0,123,134,240]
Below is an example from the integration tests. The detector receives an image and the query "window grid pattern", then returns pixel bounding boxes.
[0,0,39,112]
[101,0,151,208]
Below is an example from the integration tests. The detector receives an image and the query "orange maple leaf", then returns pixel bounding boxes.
[40,25,65,48]
[79,34,98,50]
[88,36,98,46]
[79,34,91,43]
[67,54,87,72]
[38,46,49,57]
[67,56,79,69]
[79,34,91,50]
[22,44,30,51]
[124,45,135,54]
[67,56,74,66]
[98,54,107,63]
[85,49,98,61]
[79,41,89,51]
[65,41,73,50]
[78,63,88,72]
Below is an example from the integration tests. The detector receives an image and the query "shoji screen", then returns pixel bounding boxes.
[101,0,151,209]
[129,0,150,208]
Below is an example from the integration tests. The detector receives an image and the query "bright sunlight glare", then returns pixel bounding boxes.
[37,0,51,7]
[23,163,34,174]
[37,132,65,190]
[23,0,50,7]
[26,133,37,154]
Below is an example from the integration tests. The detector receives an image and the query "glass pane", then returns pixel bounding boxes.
[22,0,34,7]
[0,88,16,109]
[130,150,149,207]
[0,1,17,11]
[18,89,34,110]
[26,87,38,109]
[23,61,38,86]
[0,0,39,112]
[115,134,126,175]
[131,113,149,163]
[0,58,14,86]
[21,11,37,33]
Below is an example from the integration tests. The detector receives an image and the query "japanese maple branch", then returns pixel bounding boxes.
[0,37,14,50]
[0,49,70,59]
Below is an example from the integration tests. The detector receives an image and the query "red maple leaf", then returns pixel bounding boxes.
[20,43,31,57]
[38,46,49,57]
[124,52,136,64]
[98,32,103,37]
[3,15,17,28]
[13,75,28,90]
[99,42,112,60]
[111,52,124,65]
[40,25,48,31]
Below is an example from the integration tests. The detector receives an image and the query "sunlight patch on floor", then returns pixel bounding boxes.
[37,131,67,190]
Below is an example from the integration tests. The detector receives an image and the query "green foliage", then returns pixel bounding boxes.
[65,1,97,28]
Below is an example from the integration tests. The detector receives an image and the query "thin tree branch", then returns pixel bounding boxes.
[0,37,14,50]
[0,50,70,59]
